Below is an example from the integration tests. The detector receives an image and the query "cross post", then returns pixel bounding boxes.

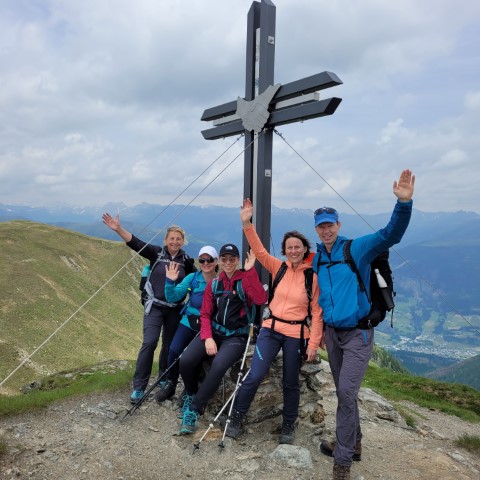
[201,0,342,288]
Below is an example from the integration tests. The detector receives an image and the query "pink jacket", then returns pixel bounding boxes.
[199,267,267,340]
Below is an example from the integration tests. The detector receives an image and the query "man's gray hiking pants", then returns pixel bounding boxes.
[325,325,374,467]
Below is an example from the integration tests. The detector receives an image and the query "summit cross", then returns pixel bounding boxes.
[201,0,342,284]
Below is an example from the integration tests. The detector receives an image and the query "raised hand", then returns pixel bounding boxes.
[165,262,180,281]
[244,249,256,271]
[101,212,132,242]
[393,169,415,202]
[240,198,253,226]
[102,212,121,231]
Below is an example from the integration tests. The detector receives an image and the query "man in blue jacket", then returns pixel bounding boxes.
[312,169,415,480]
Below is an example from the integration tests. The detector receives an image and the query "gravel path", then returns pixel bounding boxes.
[1,371,479,480]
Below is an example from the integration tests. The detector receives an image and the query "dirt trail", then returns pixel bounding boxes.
[1,370,479,480]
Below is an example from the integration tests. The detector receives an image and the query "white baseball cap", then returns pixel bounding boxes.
[198,245,218,259]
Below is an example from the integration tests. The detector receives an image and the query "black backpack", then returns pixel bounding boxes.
[343,240,395,328]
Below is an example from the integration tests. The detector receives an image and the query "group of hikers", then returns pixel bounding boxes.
[102,169,415,480]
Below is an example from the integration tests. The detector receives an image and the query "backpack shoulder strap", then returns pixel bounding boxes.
[303,267,314,318]
[235,279,244,300]
[180,271,202,314]
[191,270,201,289]
[211,277,221,296]
[185,271,202,299]
[315,250,344,270]
[150,247,166,270]
[143,247,167,295]
[304,268,313,301]
[184,254,196,274]
[314,251,322,273]
[343,239,370,302]
[269,262,288,303]
[235,279,256,325]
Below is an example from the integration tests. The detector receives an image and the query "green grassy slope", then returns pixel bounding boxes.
[0,221,146,394]
[427,354,480,391]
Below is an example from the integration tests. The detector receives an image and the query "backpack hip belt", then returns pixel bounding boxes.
[269,315,309,357]
[144,296,180,315]
[211,320,250,337]
[271,315,308,326]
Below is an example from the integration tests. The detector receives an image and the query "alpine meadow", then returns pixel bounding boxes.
[0,221,145,394]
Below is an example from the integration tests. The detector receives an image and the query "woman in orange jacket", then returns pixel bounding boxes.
[226,198,323,444]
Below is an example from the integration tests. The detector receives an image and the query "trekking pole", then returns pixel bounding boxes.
[193,324,253,453]
[218,324,254,449]
[192,367,251,453]
[120,332,200,421]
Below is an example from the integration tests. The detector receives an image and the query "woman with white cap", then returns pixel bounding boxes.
[155,246,219,404]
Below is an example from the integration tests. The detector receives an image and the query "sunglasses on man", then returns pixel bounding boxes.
[314,207,337,216]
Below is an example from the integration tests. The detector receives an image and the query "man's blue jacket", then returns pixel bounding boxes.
[312,200,412,329]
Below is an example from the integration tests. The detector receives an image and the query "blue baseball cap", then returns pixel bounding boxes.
[314,207,339,227]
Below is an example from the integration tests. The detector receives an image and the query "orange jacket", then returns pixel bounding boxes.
[243,224,323,351]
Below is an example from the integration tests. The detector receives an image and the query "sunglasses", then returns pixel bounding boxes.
[220,256,238,263]
[198,257,215,264]
[314,207,337,216]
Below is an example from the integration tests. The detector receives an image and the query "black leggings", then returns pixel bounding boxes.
[179,334,247,414]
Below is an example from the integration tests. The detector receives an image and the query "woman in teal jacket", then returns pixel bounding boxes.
[155,246,219,404]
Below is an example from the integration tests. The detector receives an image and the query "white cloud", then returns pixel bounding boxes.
[0,0,479,214]
[377,119,409,145]
[434,149,468,168]
[465,91,480,110]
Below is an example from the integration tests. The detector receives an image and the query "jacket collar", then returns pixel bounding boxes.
[316,235,348,255]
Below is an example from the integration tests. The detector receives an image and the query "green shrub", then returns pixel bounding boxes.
[454,434,480,454]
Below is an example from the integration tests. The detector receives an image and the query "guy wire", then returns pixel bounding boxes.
[0,132,263,387]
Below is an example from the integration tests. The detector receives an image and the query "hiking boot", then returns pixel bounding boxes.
[225,408,245,439]
[130,389,144,404]
[180,406,198,435]
[320,439,362,461]
[279,420,296,445]
[333,464,351,480]
[178,392,195,419]
[154,380,175,403]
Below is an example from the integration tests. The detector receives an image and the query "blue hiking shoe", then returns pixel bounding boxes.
[130,389,144,404]
[180,406,198,435]
[178,392,195,419]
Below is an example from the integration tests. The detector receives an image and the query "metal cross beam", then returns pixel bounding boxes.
[201,72,342,140]
[201,0,342,285]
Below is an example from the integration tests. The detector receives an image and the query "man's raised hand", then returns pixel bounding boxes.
[393,169,415,202]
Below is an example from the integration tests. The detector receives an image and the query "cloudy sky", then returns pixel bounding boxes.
[1,0,479,214]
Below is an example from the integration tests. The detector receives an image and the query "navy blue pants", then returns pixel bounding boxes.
[165,323,198,386]
[180,334,247,414]
[325,325,374,467]
[234,327,303,423]
[133,304,182,391]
